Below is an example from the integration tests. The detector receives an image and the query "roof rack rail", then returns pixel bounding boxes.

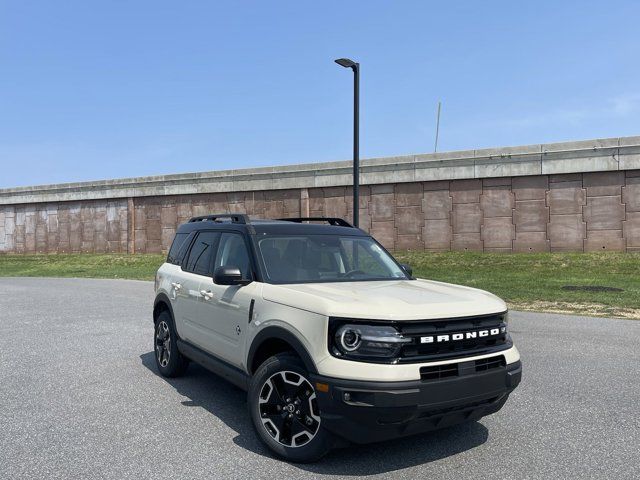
[277,217,354,228]
[188,214,250,224]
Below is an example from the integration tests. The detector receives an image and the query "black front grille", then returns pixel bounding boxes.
[420,363,458,381]
[420,355,506,382]
[397,312,510,363]
[475,355,506,372]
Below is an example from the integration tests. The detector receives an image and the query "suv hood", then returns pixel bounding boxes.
[262,279,507,320]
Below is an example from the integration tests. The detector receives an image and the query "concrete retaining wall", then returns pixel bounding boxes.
[1,136,640,253]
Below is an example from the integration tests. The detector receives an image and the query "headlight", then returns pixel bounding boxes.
[332,323,411,360]
[338,327,361,351]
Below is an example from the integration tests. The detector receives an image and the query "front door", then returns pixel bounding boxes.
[198,232,256,368]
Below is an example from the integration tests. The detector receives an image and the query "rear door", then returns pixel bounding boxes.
[173,230,220,348]
[197,232,258,367]
[163,231,193,339]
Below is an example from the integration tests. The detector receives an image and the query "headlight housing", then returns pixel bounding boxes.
[330,322,411,361]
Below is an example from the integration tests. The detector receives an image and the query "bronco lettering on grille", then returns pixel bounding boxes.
[420,326,506,344]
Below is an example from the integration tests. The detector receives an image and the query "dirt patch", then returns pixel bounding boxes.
[508,301,640,320]
[561,285,624,293]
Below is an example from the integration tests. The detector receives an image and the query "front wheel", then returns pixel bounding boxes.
[154,310,188,378]
[248,354,333,462]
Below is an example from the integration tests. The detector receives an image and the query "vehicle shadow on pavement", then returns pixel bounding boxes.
[140,351,488,475]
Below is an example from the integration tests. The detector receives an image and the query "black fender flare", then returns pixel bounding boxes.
[153,293,175,325]
[247,326,318,375]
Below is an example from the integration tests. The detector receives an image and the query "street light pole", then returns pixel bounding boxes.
[335,58,360,228]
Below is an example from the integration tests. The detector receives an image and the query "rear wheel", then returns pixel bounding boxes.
[248,353,333,462]
[154,310,188,377]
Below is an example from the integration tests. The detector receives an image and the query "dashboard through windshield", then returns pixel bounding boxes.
[257,234,409,284]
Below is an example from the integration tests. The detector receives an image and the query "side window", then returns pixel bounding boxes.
[184,231,219,276]
[214,233,252,279]
[167,232,189,265]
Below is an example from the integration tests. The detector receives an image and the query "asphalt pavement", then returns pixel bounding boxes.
[0,277,638,479]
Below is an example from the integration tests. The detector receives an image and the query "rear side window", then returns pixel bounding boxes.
[184,231,220,276]
[167,233,189,265]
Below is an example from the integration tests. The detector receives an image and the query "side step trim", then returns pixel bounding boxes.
[177,339,249,391]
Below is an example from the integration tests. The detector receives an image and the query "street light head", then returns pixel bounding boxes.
[335,58,358,69]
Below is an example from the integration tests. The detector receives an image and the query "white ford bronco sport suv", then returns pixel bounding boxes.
[153,214,522,462]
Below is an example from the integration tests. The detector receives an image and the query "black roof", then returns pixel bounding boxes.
[176,215,368,236]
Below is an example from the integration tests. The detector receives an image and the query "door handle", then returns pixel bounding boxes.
[200,290,214,300]
[171,282,182,291]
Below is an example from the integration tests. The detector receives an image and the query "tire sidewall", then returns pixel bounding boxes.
[248,354,332,463]
[154,310,187,377]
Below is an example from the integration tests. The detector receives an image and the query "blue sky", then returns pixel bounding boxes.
[1,1,639,188]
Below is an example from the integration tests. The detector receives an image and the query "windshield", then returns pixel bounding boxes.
[257,234,409,284]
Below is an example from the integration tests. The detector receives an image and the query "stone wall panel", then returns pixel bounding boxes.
[452,233,483,251]
[370,192,395,221]
[160,205,177,227]
[480,186,514,218]
[161,228,176,251]
[69,206,82,253]
[481,217,515,249]
[513,231,550,252]
[395,206,423,235]
[512,176,548,200]
[623,212,640,247]
[547,183,586,214]
[583,171,624,197]
[396,234,423,250]
[423,190,452,220]
[482,177,512,187]
[583,196,625,230]
[423,219,451,250]
[423,180,450,191]
[452,203,482,234]
[450,179,482,204]
[395,183,423,207]
[549,173,581,183]
[514,200,549,232]
[584,230,625,252]
[548,214,585,251]
[35,208,48,252]
[323,195,347,219]
[622,176,640,212]
[370,221,395,249]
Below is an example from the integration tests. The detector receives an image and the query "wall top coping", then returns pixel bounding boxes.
[2,135,639,205]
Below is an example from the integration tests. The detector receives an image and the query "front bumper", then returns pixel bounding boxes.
[311,360,522,444]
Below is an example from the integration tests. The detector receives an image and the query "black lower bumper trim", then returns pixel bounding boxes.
[311,360,522,444]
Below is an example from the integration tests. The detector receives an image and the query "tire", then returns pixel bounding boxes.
[248,353,333,462]
[154,310,188,378]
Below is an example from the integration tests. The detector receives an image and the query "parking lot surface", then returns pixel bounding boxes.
[0,277,638,479]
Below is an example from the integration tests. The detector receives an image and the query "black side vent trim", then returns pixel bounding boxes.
[248,299,255,324]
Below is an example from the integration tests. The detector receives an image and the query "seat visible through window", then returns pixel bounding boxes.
[215,233,251,279]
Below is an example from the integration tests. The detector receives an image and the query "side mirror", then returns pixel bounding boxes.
[214,266,251,286]
[400,263,413,277]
